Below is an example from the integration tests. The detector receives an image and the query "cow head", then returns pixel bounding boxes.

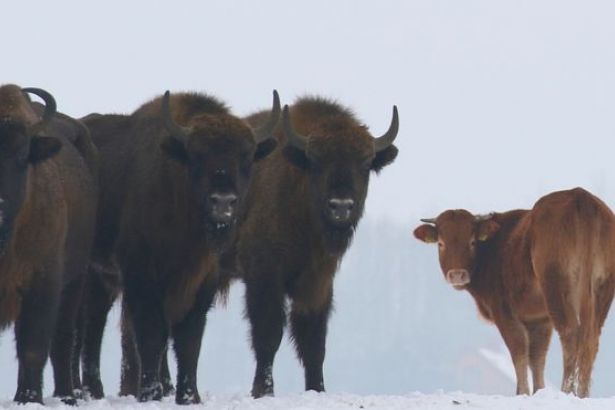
[414,210,500,289]
[160,90,279,240]
[0,87,61,254]
[282,101,398,254]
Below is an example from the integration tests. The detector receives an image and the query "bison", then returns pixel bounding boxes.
[231,97,399,397]
[0,84,97,404]
[79,90,280,404]
[413,187,615,397]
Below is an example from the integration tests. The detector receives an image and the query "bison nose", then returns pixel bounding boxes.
[328,198,354,222]
[210,193,238,223]
[446,269,470,287]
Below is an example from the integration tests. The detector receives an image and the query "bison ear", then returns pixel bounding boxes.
[161,136,188,164]
[414,224,438,243]
[282,145,310,170]
[29,136,62,164]
[371,145,398,173]
[477,219,500,241]
[254,139,277,162]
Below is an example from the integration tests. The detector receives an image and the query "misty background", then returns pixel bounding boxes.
[2,0,615,399]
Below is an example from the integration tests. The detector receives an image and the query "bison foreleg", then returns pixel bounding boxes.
[171,282,216,405]
[51,276,86,405]
[245,277,286,398]
[290,296,332,393]
[14,271,61,404]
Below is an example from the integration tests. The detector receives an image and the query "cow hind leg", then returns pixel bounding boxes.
[526,319,553,394]
[51,276,86,405]
[160,350,175,397]
[245,277,286,398]
[14,273,61,404]
[577,275,615,398]
[540,265,581,394]
[290,293,332,393]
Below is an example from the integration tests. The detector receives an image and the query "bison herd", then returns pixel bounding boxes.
[0,83,612,404]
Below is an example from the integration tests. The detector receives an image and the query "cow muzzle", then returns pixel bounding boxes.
[446,269,470,288]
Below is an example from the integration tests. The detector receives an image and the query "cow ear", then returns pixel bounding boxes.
[161,136,188,164]
[29,136,62,164]
[414,224,438,243]
[254,139,277,162]
[282,145,310,170]
[477,219,500,241]
[371,145,398,173]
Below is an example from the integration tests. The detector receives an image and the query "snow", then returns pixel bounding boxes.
[1,390,615,410]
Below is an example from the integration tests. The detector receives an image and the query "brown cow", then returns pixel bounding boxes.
[414,187,615,397]
[231,97,399,397]
[80,90,280,404]
[0,84,98,404]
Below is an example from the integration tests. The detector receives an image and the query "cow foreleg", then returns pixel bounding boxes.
[51,276,86,405]
[525,319,552,393]
[246,277,286,398]
[495,315,530,395]
[14,272,61,404]
[123,278,168,402]
[119,300,140,397]
[171,282,216,405]
[290,293,332,393]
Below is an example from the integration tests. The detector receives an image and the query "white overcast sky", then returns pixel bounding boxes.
[4,0,615,224]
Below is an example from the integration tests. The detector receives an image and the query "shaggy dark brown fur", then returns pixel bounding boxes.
[80,90,278,404]
[414,187,615,397]
[0,84,97,404]
[233,96,399,397]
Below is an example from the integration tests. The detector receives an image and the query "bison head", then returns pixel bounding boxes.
[282,101,398,254]
[0,87,61,254]
[414,210,500,289]
[159,90,279,241]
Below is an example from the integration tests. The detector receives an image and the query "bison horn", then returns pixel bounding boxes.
[252,90,281,143]
[374,106,399,153]
[282,105,308,151]
[21,87,57,134]
[420,218,437,224]
[161,90,191,143]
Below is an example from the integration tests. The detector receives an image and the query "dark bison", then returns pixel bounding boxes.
[0,84,97,404]
[231,97,399,397]
[80,90,280,404]
[414,187,615,397]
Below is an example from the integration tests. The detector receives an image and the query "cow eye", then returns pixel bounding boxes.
[470,239,476,248]
[438,240,445,250]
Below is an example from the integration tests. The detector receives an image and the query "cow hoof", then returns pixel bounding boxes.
[175,388,201,405]
[138,383,163,402]
[251,385,274,399]
[60,396,78,406]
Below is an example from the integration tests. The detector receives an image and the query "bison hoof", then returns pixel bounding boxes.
[162,379,176,397]
[175,388,201,405]
[59,395,78,406]
[83,380,105,400]
[14,389,43,404]
[138,382,163,402]
[251,384,274,399]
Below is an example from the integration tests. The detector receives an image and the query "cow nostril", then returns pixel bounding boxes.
[210,193,238,207]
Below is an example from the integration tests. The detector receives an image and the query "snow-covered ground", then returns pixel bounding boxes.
[1,390,615,410]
